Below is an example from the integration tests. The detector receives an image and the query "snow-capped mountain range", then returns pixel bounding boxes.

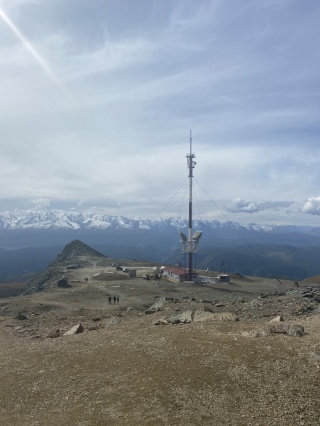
[0,209,320,254]
[0,210,320,281]
[0,209,308,233]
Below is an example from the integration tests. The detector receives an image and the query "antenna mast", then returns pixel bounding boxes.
[187,130,195,280]
[180,131,202,281]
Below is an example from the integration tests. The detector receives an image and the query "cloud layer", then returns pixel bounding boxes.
[226,198,293,214]
[0,0,319,225]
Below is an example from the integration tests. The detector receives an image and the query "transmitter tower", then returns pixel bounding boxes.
[180,131,202,281]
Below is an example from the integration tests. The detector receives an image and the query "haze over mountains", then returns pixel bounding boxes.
[0,209,320,282]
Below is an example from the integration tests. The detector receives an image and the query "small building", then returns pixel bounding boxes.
[66,264,80,270]
[128,269,136,278]
[217,274,230,283]
[162,266,187,283]
[57,276,70,288]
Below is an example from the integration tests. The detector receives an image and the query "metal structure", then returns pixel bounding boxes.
[180,130,202,281]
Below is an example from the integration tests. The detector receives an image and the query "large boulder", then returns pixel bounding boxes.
[175,310,194,323]
[242,329,271,338]
[64,323,84,336]
[285,324,305,337]
[165,311,194,324]
[145,297,174,314]
[267,323,304,337]
[268,315,284,323]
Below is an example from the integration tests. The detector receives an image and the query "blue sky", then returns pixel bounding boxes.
[0,0,319,225]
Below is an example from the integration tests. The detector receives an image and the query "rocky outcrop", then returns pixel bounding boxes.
[175,310,194,323]
[145,297,175,314]
[193,311,239,322]
[242,323,305,338]
[155,310,239,325]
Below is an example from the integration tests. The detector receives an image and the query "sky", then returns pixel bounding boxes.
[0,0,320,226]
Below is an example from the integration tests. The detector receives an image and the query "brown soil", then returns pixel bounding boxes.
[1,265,320,425]
[0,282,26,298]
[306,275,320,285]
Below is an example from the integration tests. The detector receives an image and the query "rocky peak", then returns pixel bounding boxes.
[54,240,106,263]
[19,240,107,295]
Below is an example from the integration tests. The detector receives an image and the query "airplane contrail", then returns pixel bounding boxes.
[0,7,73,99]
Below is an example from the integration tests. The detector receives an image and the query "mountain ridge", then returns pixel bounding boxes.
[0,208,316,234]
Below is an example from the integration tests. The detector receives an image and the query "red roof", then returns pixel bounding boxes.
[163,266,186,276]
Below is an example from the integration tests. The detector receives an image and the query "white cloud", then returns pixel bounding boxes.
[226,198,292,214]
[301,197,320,216]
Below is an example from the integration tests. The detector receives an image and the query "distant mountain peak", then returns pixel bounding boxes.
[55,239,106,263]
[19,240,107,295]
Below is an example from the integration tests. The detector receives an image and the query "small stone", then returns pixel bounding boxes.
[286,324,304,337]
[15,314,27,320]
[46,329,60,338]
[269,315,284,323]
[314,344,320,356]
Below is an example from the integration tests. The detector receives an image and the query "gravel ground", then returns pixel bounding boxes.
[1,266,320,425]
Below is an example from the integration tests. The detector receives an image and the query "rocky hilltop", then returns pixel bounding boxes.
[19,240,107,295]
[55,239,106,264]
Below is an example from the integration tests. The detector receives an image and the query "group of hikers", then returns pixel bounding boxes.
[108,295,119,304]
